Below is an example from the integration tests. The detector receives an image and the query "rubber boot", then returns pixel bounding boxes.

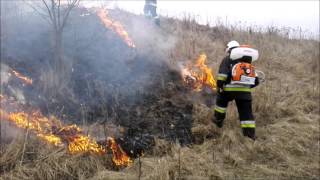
[242,128,256,140]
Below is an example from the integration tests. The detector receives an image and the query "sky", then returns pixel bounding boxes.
[82,0,319,39]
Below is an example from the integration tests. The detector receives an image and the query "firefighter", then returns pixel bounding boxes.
[144,0,160,25]
[144,0,157,18]
[212,40,259,140]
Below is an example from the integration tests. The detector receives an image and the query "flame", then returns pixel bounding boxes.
[1,68,133,167]
[0,98,132,167]
[68,136,106,155]
[10,70,33,85]
[181,54,217,91]
[96,9,135,48]
[108,137,133,166]
[37,134,63,146]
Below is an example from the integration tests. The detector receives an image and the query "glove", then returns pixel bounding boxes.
[215,88,224,96]
[251,77,260,88]
[216,80,225,94]
[217,80,224,89]
[255,77,260,86]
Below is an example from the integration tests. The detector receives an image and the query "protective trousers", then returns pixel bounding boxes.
[214,92,256,140]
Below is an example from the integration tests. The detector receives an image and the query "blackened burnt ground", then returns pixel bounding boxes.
[1,8,195,149]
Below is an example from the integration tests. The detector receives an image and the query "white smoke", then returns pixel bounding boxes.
[0,64,26,104]
[0,64,10,85]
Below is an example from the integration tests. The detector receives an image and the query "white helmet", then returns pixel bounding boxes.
[225,40,240,53]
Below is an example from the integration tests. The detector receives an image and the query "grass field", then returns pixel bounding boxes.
[1,8,319,180]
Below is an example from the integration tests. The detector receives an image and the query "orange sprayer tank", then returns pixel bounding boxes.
[231,62,256,85]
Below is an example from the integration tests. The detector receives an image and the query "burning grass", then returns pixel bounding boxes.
[0,96,132,168]
[0,137,112,179]
[180,53,217,92]
[96,8,136,48]
[9,70,33,85]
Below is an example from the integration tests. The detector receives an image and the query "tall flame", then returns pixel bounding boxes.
[96,9,135,48]
[181,54,217,91]
[0,95,132,167]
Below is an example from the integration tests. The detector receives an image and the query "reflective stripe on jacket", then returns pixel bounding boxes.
[223,84,252,92]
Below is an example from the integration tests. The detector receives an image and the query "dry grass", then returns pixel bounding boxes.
[0,135,114,180]
[1,11,319,180]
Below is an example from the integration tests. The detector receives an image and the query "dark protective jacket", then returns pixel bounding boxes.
[216,55,259,100]
[144,0,158,18]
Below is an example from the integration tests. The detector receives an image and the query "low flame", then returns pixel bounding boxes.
[37,134,63,146]
[181,54,217,91]
[0,96,132,167]
[96,9,135,48]
[10,70,33,85]
[2,64,132,167]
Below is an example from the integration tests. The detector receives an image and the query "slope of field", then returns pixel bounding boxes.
[1,9,319,180]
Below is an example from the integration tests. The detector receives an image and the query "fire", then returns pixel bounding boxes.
[96,9,136,48]
[3,110,64,146]
[107,137,133,166]
[10,70,33,85]
[0,67,133,167]
[1,68,133,167]
[0,100,132,167]
[68,136,106,155]
[181,54,217,91]
[37,134,63,146]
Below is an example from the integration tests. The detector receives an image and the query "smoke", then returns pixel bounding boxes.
[0,120,24,142]
[123,14,177,60]
[0,64,10,85]
[0,64,27,104]
[0,2,196,146]
[1,2,180,126]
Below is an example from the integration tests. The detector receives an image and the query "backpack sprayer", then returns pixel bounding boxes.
[230,46,265,85]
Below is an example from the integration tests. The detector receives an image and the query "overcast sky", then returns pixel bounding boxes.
[83,1,319,38]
